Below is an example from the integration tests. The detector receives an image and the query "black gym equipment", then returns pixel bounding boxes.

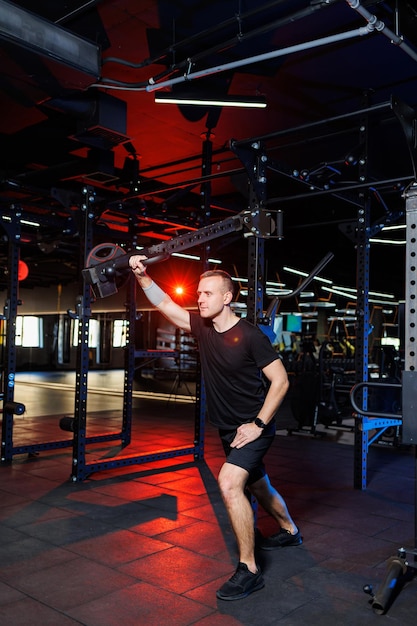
[3,401,25,416]
[82,207,282,299]
[350,184,417,614]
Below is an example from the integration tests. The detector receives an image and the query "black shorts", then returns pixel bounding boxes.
[219,421,275,485]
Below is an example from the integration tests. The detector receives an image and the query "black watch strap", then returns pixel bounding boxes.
[253,417,267,429]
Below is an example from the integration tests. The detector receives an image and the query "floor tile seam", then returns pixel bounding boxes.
[0,549,82,585]
[81,483,184,508]
[0,508,90,531]
[367,510,415,525]
[60,485,174,506]
[314,524,409,540]
[0,522,76,549]
[302,524,409,542]
[310,550,396,569]
[154,514,221,531]
[10,573,141,615]
[0,480,65,498]
[115,519,221,542]
[134,562,228,599]
[126,487,211,504]
[0,493,28,507]
[181,508,227,523]
[0,591,87,624]
[0,537,80,584]
[81,460,199,484]
[71,578,218,623]
[131,466,206,480]
[183,608,220,625]
[152,486,219,499]
[125,519,202,538]
[262,578,323,612]
[62,542,174,568]
[0,579,44,605]
[116,546,230,587]
[61,509,191,535]
[10,516,123,550]
[130,476,207,490]
[121,539,230,566]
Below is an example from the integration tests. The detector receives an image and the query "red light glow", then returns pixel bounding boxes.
[18,260,29,281]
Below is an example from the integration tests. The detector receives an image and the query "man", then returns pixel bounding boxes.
[129,257,302,601]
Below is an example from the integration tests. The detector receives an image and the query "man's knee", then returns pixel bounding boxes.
[218,463,248,498]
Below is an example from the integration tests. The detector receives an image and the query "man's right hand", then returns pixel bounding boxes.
[129,254,148,275]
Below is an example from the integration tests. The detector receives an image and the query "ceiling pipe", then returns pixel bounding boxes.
[103,0,334,72]
[346,0,417,63]
[145,26,372,92]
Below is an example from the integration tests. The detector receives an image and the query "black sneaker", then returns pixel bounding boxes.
[216,562,264,601]
[260,528,303,550]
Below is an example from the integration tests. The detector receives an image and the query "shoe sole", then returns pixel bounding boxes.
[216,579,265,601]
[260,538,303,551]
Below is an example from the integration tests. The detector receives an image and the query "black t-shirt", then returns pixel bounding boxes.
[190,313,280,429]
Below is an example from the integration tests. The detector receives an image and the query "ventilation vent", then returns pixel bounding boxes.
[82,170,120,184]
[72,93,129,149]
[75,125,129,149]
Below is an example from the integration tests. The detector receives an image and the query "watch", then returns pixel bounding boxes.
[253,417,267,429]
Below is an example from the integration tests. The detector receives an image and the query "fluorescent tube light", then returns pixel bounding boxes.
[282,266,333,284]
[369,238,406,245]
[154,92,267,108]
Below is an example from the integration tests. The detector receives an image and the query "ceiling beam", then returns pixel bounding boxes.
[0,0,100,76]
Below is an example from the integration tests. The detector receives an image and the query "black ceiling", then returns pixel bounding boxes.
[1,0,417,300]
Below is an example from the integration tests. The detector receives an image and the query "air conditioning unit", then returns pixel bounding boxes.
[73,92,129,149]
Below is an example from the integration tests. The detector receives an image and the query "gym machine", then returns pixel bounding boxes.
[350,183,417,614]
[65,143,285,480]
[76,139,334,481]
[1,143,323,478]
[0,200,127,464]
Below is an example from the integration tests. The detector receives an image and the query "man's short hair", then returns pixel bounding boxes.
[200,269,235,296]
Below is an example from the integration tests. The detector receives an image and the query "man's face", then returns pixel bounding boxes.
[197,276,230,319]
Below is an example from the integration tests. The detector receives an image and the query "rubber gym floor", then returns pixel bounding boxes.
[0,370,416,625]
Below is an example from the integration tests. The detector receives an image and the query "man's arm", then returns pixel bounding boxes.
[129,255,192,332]
[255,358,289,426]
[231,358,289,449]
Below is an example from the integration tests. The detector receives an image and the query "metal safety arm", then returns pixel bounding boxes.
[82,209,279,298]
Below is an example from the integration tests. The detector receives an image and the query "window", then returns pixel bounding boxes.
[15,316,43,348]
[113,319,128,347]
[72,318,99,347]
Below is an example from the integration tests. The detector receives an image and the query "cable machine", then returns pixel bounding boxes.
[77,173,282,480]
[349,183,417,614]
[78,140,334,481]
[0,148,285,479]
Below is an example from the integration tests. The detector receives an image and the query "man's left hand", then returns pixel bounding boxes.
[230,422,262,449]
